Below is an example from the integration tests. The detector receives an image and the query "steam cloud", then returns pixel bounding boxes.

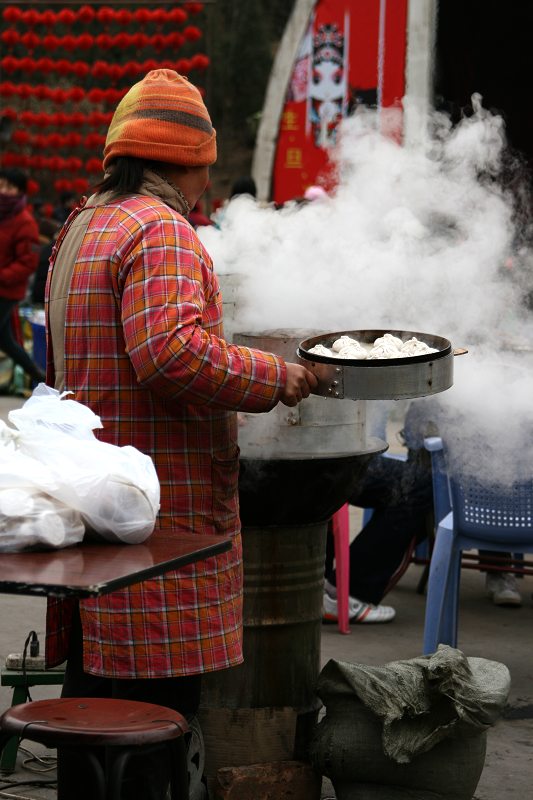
[199,100,533,485]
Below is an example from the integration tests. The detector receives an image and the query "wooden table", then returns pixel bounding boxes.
[0,532,232,598]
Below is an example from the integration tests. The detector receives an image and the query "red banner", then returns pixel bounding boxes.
[272,0,408,204]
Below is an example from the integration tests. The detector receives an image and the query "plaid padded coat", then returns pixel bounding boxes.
[45,185,286,678]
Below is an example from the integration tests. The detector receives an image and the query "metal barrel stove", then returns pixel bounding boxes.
[198,330,385,794]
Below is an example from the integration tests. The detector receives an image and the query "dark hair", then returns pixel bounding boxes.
[230,176,257,199]
[0,167,28,194]
[93,157,146,199]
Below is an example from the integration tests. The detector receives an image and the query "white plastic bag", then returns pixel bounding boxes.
[0,427,85,552]
[8,385,161,544]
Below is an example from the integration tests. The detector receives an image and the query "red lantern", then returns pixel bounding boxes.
[41,202,54,218]
[73,178,89,194]
[35,85,51,100]
[183,26,202,42]
[41,10,56,28]
[61,35,76,52]
[176,59,191,74]
[2,8,23,24]
[77,34,94,51]
[21,32,40,50]
[66,157,83,173]
[55,179,72,192]
[67,132,82,147]
[152,9,167,26]
[96,34,112,50]
[97,7,115,26]
[105,88,122,104]
[20,57,36,74]
[109,64,123,82]
[86,157,103,174]
[68,87,85,103]
[3,107,17,121]
[58,9,76,27]
[191,54,210,71]
[116,10,132,26]
[56,59,71,76]
[114,33,130,50]
[1,29,20,47]
[1,57,17,75]
[0,82,16,97]
[134,9,151,26]
[88,88,105,104]
[125,61,142,78]
[47,132,63,149]
[78,6,96,24]
[54,89,68,105]
[43,35,60,51]
[18,83,32,99]
[12,130,30,145]
[169,9,187,25]
[168,32,185,48]
[133,33,149,49]
[71,112,86,128]
[21,10,39,27]
[27,179,39,196]
[73,62,90,79]
[92,61,108,79]
[37,58,53,75]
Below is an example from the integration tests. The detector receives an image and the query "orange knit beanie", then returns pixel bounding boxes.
[103,69,216,170]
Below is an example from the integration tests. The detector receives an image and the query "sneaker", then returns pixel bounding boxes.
[486,573,522,607]
[323,586,396,624]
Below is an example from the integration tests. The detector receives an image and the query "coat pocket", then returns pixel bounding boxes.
[211,446,240,534]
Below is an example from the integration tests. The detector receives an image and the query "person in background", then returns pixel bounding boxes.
[229,175,257,199]
[188,198,214,229]
[303,184,328,202]
[31,218,60,305]
[52,190,76,225]
[0,168,45,384]
[324,425,433,624]
[45,69,317,800]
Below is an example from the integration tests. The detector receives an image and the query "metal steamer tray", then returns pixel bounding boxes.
[298,329,465,400]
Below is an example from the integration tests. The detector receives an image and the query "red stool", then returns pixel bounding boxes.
[331,503,351,634]
[0,697,190,799]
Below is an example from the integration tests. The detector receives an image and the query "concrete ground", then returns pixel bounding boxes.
[0,395,532,798]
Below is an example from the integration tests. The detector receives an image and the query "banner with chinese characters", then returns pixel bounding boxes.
[272,0,408,204]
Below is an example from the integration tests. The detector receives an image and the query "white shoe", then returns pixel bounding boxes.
[486,573,522,606]
[323,581,396,624]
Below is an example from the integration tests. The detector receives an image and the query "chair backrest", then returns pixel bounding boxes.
[425,436,533,545]
[450,475,533,543]
[424,436,452,525]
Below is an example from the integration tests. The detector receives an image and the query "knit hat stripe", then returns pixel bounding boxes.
[128,108,214,135]
[103,69,217,169]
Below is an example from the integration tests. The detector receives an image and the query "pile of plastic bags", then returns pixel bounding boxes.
[0,385,160,552]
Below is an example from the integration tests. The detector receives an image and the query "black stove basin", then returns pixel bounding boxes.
[238,442,386,526]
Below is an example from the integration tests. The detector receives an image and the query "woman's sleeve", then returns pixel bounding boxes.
[120,214,286,411]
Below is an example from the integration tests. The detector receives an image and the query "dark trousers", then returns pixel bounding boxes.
[0,297,43,381]
[325,450,433,605]
[58,604,202,800]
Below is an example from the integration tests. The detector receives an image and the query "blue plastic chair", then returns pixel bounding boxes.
[422,436,533,654]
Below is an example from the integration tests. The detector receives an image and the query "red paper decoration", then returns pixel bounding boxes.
[4,4,207,200]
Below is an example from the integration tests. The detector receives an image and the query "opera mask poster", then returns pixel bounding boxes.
[272,0,408,204]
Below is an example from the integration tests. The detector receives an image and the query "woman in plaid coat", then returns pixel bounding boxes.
[45,70,316,799]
